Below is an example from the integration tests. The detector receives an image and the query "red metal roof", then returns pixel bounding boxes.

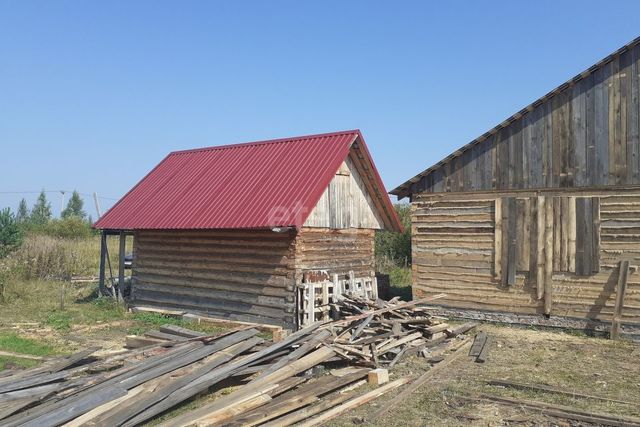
[94,130,402,231]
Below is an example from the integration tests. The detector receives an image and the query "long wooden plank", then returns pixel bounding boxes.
[259,388,355,427]
[536,196,546,299]
[478,393,640,427]
[544,197,554,315]
[611,260,630,339]
[592,196,601,272]
[506,197,517,285]
[494,198,502,279]
[486,379,637,406]
[297,377,411,427]
[124,322,325,426]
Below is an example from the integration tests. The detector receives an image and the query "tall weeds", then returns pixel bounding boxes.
[4,234,124,280]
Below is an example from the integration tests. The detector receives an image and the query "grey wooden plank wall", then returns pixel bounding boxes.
[410,43,640,196]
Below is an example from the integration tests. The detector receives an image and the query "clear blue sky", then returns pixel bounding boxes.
[2,1,639,218]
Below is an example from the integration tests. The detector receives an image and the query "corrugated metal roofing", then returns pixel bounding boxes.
[94,130,401,231]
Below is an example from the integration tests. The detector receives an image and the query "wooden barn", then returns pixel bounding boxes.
[391,37,640,334]
[94,130,402,329]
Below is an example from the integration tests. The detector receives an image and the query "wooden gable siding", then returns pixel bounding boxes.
[412,189,640,324]
[131,229,297,328]
[304,156,385,229]
[293,227,375,282]
[409,43,640,196]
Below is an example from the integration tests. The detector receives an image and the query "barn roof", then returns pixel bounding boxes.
[391,35,640,199]
[94,130,402,231]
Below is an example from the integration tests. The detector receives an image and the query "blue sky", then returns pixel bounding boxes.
[1,1,639,218]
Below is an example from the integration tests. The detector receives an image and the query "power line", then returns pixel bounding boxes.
[0,190,118,201]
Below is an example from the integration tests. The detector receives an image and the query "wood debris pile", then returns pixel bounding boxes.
[0,294,477,427]
[329,294,477,367]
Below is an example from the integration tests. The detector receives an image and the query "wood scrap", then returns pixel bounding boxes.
[295,377,410,427]
[475,393,640,427]
[487,379,638,406]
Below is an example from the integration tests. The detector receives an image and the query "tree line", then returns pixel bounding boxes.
[0,190,95,258]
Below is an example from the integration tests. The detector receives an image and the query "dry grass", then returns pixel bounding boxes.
[327,324,640,426]
[2,234,130,281]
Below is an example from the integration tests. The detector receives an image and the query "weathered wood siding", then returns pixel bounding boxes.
[131,229,297,328]
[405,42,640,197]
[412,189,640,324]
[304,157,385,229]
[294,227,376,281]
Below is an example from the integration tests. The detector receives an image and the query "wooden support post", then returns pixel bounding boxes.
[322,281,329,321]
[494,198,502,280]
[118,231,126,303]
[591,197,601,273]
[332,273,340,296]
[544,197,554,315]
[568,196,576,273]
[506,197,517,286]
[611,260,630,340]
[308,281,315,325]
[98,232,107,297]
[536,196,545,300]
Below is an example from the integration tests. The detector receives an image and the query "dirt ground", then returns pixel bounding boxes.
[328,324,640,426]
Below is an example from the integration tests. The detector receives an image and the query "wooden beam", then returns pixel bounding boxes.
[486,379,637,406]
[494,198,502,280]
[536,196,545,299]
[297,377,410,427]
[544,197,554,315]
[611,260,630,340]
[98,232,107,297]
[118,231,126,302]
[506,197,517,286]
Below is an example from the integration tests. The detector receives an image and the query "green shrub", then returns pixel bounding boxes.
[375,203,411,268]
[0,208,23,258]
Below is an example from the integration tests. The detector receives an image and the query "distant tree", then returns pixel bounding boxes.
[0,208,23,258]
[16,198,29,223]
[61,191,86,219]
[30,190,52,225]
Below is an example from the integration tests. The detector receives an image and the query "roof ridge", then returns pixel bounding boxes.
[170,129,361,155]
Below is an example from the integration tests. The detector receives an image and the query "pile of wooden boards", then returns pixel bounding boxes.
[327,294,477,367]
[0,294,476,426]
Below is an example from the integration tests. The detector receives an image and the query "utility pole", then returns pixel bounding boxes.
[60,190,66,218]
[93,192,102,218]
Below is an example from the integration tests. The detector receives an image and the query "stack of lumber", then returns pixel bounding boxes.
[0,293,470,426]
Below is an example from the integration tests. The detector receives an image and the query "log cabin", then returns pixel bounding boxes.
[391,37,640,334]
[94,130,402,329]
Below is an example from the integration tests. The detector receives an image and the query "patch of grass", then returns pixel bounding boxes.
[46,311,72,331]
[0,333,55,356]
[128,312,227,336]
[388,266,411,285]
[0,355,40,371]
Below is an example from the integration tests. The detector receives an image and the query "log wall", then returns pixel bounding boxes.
[293,227,376,282]
[131,229,298,328]
[412,188,640,324]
